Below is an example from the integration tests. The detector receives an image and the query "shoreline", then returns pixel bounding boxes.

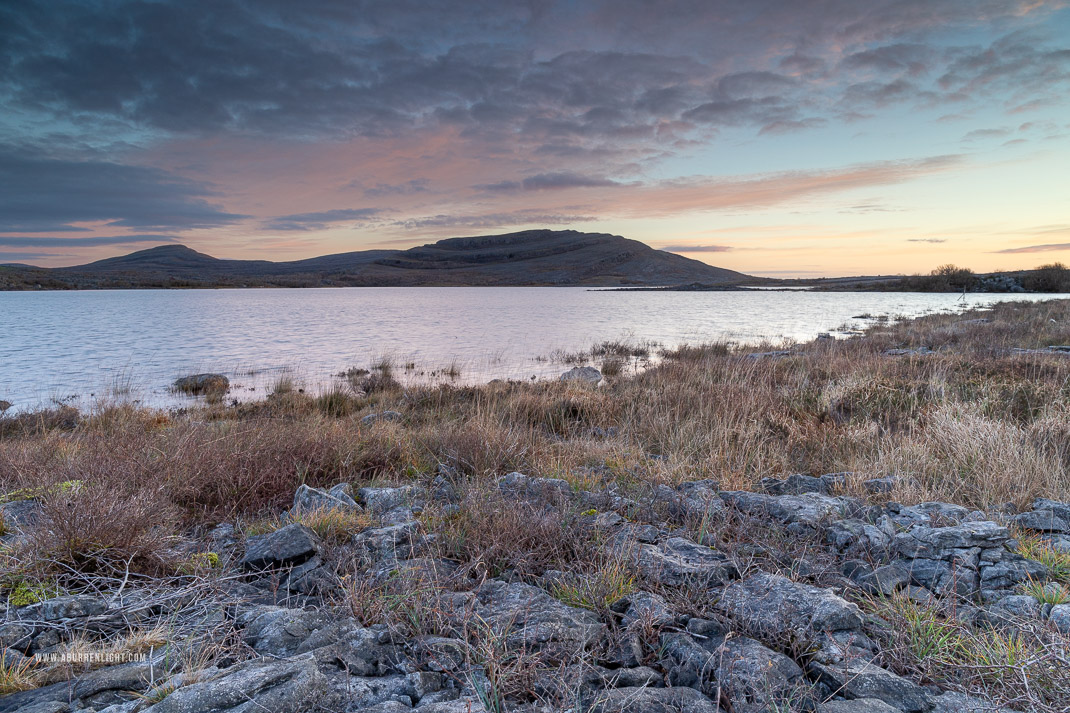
[2,300,1070,711]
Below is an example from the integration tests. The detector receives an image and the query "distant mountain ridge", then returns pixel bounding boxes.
[0,230,751,289]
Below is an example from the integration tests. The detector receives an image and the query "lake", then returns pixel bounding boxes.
[0,287,1064,411]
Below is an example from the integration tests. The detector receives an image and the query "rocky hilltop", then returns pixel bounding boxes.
[0,230,749,289]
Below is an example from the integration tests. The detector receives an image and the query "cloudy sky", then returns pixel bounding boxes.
[2,0,1069,276]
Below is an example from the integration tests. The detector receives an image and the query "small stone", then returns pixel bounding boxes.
[715,572,867,644]
[634,537,737,587]
[143,655,326,713]
[1013,509,1070,534]
[819,699,903,713]
[761,473,829,495]
[613,591,677,628]
[588,686,720,713]
[19,594,107,621]
[361,410,403,426]
[862,477,897,494]
[987,594,1042,622]
[357,485,427,515]
[1049,603,1070,633]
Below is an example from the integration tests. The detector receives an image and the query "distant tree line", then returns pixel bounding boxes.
[890,262,1070,293]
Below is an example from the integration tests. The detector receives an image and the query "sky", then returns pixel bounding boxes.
[1,1,1069,277]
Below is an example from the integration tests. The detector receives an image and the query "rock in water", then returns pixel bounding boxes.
[173,373,229,395]
[559,366,602,384]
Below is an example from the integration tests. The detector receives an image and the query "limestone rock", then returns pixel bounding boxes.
[587,686,721,713]
[292,484,360,513]
[819,699,903,713]
[241,523,319,570]
[473,580,605,655]
[809,660,931,713]
[361,410,403,426]
[559,366,602,384]
[143,655,326,713]
[721,491,863,529]
[172,373,229,395]
[716,572,866,642]
[357,485,427,515]
[1049,603,1070,633]
[497,471,572,503]
[1013,506,1070,534]
[633,537,737,587]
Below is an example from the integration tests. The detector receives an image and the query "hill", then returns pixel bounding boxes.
[0,230,750,289]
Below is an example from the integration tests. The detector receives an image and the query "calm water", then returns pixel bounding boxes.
[0,287,1063,411]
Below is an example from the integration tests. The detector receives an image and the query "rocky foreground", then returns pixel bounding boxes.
[2,468,1069,713]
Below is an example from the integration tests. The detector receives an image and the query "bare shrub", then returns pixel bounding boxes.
[432,491,595,578]
[25,478,178,574]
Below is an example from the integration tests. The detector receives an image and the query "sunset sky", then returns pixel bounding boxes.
[1,1,1069,277]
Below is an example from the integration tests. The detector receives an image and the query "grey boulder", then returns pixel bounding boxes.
[559,366,602,384]
[473,580,605,655]
[241,523,319,570]
[633,537,738,587]
[172,373,229,395]
[809,660,931,713]
[587,686,721,713]
[715,572,866,643]
[357,485,427,515]
[293,483,360,513]
[143,655,326,713]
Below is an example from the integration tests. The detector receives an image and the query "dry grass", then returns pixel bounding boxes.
[0,651,39,695]
[244,506,372,542]
[1016,534,1070,584]
[429,491,596,578]
[867,592,1070,711]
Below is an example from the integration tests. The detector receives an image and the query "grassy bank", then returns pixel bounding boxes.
[6,300,1070,526]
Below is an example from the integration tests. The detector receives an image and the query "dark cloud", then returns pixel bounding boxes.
[994,243,1070,254]
[0,0,1066,250]
[3,0,1062,151]
[0,235,178,248]
[478,172,623,192]
[0,147,246,232]
[659,245,733,253]
[963,128,1011,141]
[841,44,933,76]
[938,33,1070,96]
[842,79,930,108]
[779,54,827,77]
[393,211,597,229]
[759,118,828,135]
[362,179,431,197]
[263,208,381,231]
